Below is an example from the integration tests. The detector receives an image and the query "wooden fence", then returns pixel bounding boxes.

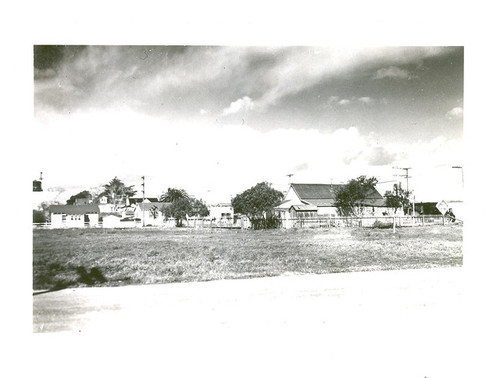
[282,215,458,229]
[34,215,460,230]
[32,217,246,230]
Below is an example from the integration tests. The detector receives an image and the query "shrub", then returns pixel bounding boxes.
[372,220,393,229]
[250,215,282,230]
[33,210,46,223]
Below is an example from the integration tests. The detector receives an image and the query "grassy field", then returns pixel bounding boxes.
[32,225,463,290]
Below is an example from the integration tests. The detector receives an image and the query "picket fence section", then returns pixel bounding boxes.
[33,215,456,230]
[282,215,449,229]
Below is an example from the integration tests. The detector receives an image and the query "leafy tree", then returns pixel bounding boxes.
[161,198,192,227]
[66,190,92,205]
[334,176,379,216]
[231,182,284,229]
[100,177,137,208]
[150,205,160,219]
[384,183,411,214]
[33,210,46,223]
[189,198,209,217]
[35,201,62,223]
[159,188,208,226]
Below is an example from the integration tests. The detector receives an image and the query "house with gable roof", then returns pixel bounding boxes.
[49,204,100,228]
[276,183,393,223]
[134,202,171,226]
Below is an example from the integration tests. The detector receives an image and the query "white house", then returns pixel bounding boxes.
[209,203,234,221]
[276,183,394,225]
[134,202,169,226]
[49,205,100,228]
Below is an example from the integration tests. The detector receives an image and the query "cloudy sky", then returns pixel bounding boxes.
[33,46,463,204]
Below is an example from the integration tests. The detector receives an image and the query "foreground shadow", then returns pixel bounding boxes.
[33,266,107,296]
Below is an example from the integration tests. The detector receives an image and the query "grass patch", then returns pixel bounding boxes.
[33,225,463,290]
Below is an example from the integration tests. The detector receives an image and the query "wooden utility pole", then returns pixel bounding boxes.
[393,167,413,214]
[141,176,145,227]
[452,166,464,187]
[393,167,411,193]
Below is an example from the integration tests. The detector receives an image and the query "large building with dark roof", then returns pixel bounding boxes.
[276,183,394,221]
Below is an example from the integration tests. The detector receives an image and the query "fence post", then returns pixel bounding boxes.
[393,216,396,233]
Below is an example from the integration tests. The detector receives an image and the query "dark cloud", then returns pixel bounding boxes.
[34,45,85,76]
[34,46,463,146]
[34,45,65,70]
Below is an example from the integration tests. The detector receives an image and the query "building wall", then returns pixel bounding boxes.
[283,188,302,204]
[65,214,85,228]
[99,204,114,213]
[88,213,99,226]
[133,207,165,226]
[317,207,338,216]
[102,215,122,228]
[209,205,234,220]
[144,212,163,226]
[51,213,64,228]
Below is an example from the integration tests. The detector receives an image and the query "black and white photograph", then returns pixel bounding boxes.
[31,44,465,371]
[4,4,497,378]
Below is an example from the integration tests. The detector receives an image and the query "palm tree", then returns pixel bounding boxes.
[159,188,189,203]
[101,177,137,208]
[159,188,191,227]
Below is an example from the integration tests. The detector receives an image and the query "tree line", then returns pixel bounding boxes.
[34,177,209,225]
[34,176,412,227]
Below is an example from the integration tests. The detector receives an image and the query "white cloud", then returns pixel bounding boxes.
[328,96,373,107]
[222,96,254,115]
[33,106,463,205]
[358,97,373,104]
[373,66,414,80]
[445,106,463,119]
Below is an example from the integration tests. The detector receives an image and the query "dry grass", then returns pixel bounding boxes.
[32,225,463,290]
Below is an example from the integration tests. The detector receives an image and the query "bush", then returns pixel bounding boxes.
[372,220,393,229]
[33,210,46,223]
[250,215,282,230]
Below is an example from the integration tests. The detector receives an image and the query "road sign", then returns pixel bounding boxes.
[436,200,449,215]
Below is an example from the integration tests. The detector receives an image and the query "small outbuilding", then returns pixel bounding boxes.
[134,202,169,226]
[49,205,100,228]
[101,213,123,228]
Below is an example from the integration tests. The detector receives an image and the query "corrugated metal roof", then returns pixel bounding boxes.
[291,183,385,207]
[291,183,342,200]
[49,205,100,214]
[304,199,336,207]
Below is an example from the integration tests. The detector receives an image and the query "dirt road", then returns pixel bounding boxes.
[31,267,468,377]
